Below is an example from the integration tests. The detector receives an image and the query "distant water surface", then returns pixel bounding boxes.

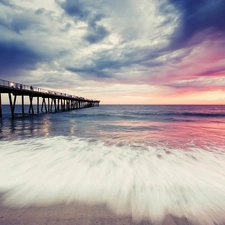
[1,105,225,224]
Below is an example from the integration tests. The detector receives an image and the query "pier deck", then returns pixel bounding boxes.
[0,79,100,117]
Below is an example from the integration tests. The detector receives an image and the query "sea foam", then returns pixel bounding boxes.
[0,136,225,224]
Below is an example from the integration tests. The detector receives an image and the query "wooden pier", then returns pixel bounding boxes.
[0,79,100,117]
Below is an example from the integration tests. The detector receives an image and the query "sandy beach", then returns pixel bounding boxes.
[0,199,197,225]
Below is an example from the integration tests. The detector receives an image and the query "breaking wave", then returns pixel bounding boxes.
[1,137,225,224]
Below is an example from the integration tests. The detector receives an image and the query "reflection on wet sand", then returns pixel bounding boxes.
[42,116,51,137]
[0,115,52,140]
[95,119,225,150]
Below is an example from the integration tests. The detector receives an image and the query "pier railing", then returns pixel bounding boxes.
[0,78,88,100]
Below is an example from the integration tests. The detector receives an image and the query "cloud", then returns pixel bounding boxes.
[66,44,169,81]
[1,12,40,34]
[0,0,11,7]
[0,40,47,78]
[55,0,90,19]
[1,0,225,103]
[0,5,50,78]
[1,0,173,83]
[197,66,225,77]
[84,25,109,44]
[55,0,110,43]
[165,0,225,48]
[0,1,73,79]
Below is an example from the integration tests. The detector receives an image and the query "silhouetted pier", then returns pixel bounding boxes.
[0,79,100,117]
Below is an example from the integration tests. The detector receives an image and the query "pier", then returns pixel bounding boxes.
[0,79,100,117]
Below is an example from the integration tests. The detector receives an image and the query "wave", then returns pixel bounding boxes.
[181,112,225,117]
[131,111,225,118]
[73,111,225,123]
[75,113,112,118]
[0,137,225,224]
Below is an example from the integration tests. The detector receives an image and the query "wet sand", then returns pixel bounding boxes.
[0,201,195,225]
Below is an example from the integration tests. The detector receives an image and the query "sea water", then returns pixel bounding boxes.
[1,105,225,224]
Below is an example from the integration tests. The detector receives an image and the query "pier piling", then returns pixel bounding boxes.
[0,93,2,117]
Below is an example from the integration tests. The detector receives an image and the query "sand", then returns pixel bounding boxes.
[0,200,196,225]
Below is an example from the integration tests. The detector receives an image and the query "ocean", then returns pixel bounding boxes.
[1,104,225,224]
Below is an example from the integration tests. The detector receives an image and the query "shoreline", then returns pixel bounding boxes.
[0,202,147,225]
[0,194,225,225]
[0,201,195,225]
[1,201,213,225]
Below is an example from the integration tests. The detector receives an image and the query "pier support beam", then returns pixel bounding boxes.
[13,95,17,112]
[50,98,53,112]
[41,97,48,113]
[54,99,57,112]
[37,97,39,114]
[29,96,34,115]
[48,98,50,112]
[0,93,2,117]
[22,95,24,115]
[8,93,14,118]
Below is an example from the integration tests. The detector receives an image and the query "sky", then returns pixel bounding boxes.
[0,0,225,104]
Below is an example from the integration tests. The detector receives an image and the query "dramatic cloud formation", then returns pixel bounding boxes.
[167,0,225,48]
[0,0,225,104]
